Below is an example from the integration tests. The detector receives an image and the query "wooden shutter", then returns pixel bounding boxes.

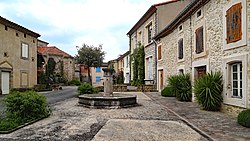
[226,2,242,44]
[178,38,183,59]
[195,26,204,54]
[158,45,161,60]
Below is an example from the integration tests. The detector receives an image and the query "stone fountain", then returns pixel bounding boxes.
[78,68,137,108]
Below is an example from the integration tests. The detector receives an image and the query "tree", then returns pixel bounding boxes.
[75,44,105,83]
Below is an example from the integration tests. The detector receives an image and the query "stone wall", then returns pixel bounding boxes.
[0,22,38,90]
[113,85,157,92]
[157,0,250,113]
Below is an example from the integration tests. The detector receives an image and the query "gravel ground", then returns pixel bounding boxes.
[0,92,208,141]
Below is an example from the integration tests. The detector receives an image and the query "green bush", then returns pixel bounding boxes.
[77,83,98,96]
[238,109,250,128]
[168,75,179,96]
[176,74,192,102]
[166,74,192,101]
[0,91,51,131]
[4,91,51,121]
[69,79,82,86]
[193,71,223,111]
[161,86,175,97]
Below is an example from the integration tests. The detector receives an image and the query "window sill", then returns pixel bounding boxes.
[177,58,185,63]
[193,51,207,59]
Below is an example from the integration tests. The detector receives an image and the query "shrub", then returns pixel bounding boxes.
[238,109,250,128]
[4,91,51,121]
[161,86,175,97]
[69,79,82,86]
[176,74,192,102]
[77,83,98,96]
[168,75,179,96]
[166,74,192,101]
[193,71,223,111]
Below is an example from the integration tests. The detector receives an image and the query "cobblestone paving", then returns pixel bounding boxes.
[0,92,208,141]
[145,92,250,141]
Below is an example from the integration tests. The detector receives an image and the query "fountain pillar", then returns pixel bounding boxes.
[102,68,114,95]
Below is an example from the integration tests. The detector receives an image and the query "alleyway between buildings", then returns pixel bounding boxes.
[0,92,249,141]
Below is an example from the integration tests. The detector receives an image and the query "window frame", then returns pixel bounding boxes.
[21,42,29,59]
[146,22,153,44]
[231,62,242,98]
[177,38,184,61]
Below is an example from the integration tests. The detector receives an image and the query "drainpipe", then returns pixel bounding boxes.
[153,39,157,89]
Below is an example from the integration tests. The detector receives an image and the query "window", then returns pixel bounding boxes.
[178,25,183,32]
[147,23,152,43]
[178,38,184,59]
[16,32,19,37]
[126,56,129,68]
[195,66,206,79]
[158,45,162,60]
[231,63,242,98]
[24,34,26,38]
[138,31,142,44]
[226,2,242,44]
[197,10,202,18]
[96,76,101,82]
[133,36,137,49]
[147,57,152,79]
[21,43,29,59]
[96,67,101,72]
[195,26,204,54]
[179,69,184,75]
[5,25,8,31]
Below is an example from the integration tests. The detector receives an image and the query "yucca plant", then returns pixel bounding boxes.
[176,74,192,102]
[161,86,175,97]
[167,75,179,97]
[193,71,223,111]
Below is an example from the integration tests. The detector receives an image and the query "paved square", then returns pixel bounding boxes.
[0,92,207,141]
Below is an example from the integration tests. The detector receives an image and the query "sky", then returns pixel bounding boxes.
[0,0,168,61]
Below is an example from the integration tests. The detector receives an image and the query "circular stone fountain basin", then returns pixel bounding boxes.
[78,93,137,108]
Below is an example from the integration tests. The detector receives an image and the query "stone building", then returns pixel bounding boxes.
[0,16,40,94]
[37,46,75,82]
[154,0,250,114]
[123,51,130,84]
[127,0,192,86]
[91,63,108,87]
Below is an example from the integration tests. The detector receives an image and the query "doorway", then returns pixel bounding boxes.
[1,71,10,94]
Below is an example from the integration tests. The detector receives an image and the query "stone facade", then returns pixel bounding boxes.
[127,0,192,87]
[155,0,250,113]
[0,16,40,94]
[37,46,75,82]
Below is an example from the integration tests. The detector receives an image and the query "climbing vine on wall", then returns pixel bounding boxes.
[130,44,145,86]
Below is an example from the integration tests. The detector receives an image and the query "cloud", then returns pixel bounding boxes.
[0,0,170,61]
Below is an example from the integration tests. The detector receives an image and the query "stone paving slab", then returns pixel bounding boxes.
[92,119,204,141]
[144,92,250,141]
[0,92,208,141]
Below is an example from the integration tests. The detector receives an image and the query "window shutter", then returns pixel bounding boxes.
[158,45,161,60]
[195,26,204,54]
[178,38,183,59]
[226,2,242,44]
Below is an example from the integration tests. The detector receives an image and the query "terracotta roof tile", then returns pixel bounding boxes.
[37,46,73,58]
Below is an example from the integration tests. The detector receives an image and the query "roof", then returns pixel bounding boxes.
[117,51,130,61]
[0,16,40,38]
[154,0,210,40]
[37,46,73,58]
[38,39,49,45]
[127,0,178,36]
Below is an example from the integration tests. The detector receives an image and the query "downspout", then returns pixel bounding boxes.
[154,11,158,88]
[153,39,157,88]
